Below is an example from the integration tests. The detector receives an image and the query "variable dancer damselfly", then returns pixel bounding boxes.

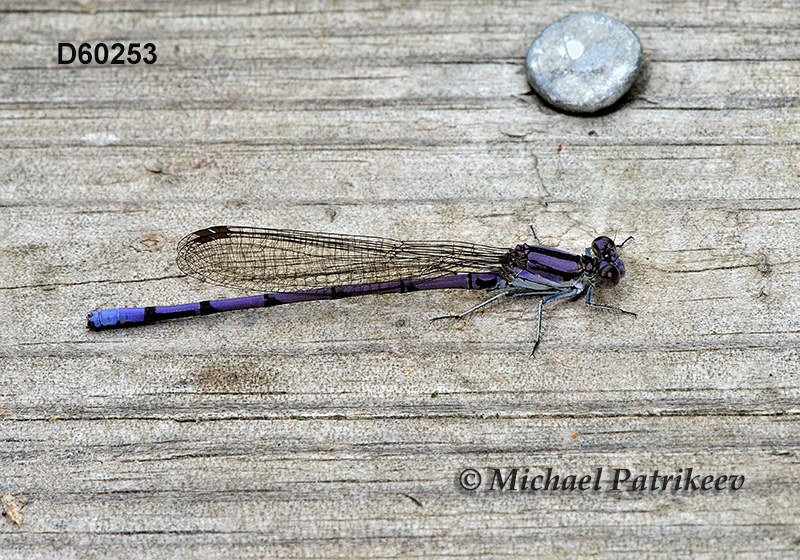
[87,226,635,354]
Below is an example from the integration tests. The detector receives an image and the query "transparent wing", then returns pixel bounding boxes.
[176,225,510,292]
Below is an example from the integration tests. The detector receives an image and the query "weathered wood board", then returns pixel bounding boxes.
[1,1,798,557]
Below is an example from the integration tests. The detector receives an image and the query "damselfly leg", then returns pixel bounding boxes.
[584,284,637,316]
[430,291,511,321]
[529,288,583,356]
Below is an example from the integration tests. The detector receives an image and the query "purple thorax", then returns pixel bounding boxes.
[508,243,584,285]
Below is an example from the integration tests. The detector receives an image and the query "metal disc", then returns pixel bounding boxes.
[525,12,643,113]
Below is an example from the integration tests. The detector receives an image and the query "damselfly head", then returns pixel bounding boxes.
[591,236,626,286]
[591,236,616,258]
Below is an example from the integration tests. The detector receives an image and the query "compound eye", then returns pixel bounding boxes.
[597,264,621,287]
[592,236,615,258]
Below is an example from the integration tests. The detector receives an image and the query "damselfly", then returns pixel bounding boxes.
[87,226,635,354]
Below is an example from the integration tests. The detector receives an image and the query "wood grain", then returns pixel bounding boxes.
[1,1,798,558]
